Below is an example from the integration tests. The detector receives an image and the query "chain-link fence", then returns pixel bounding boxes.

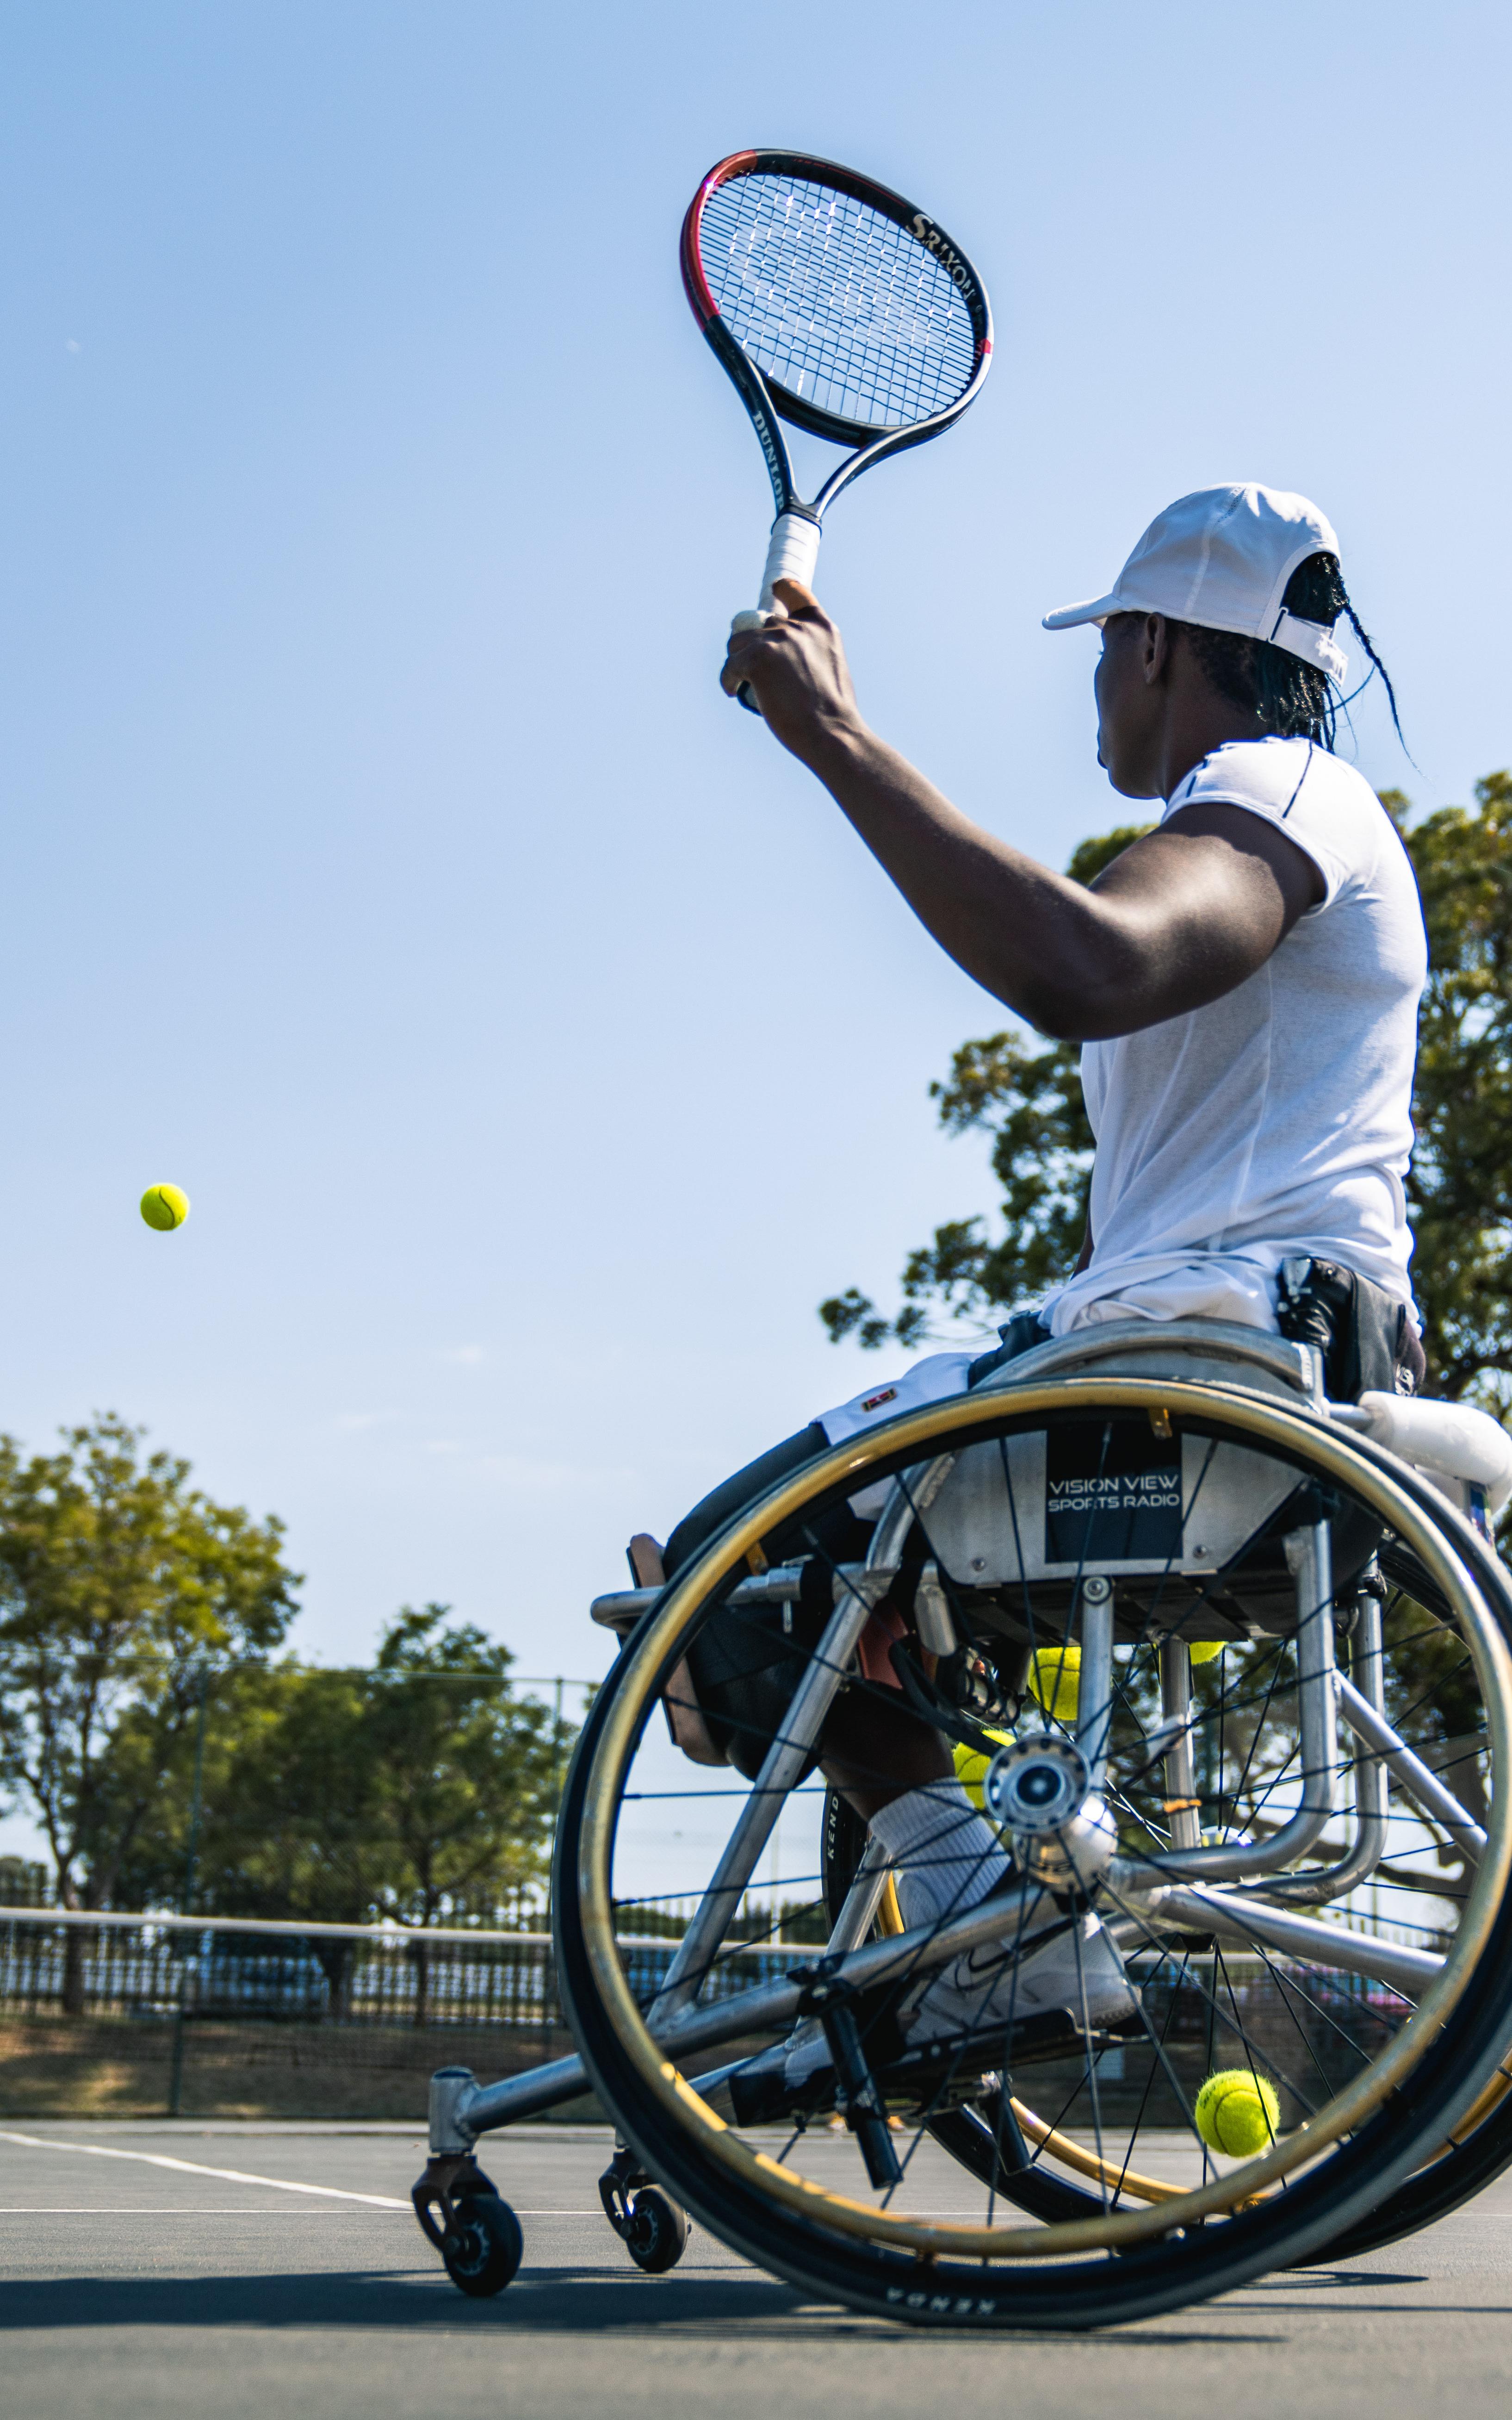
[0,1890,818,2121]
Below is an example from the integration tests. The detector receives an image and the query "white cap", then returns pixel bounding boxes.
[1043,483,1349,685]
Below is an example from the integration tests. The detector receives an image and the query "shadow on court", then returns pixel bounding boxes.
[0,2270,811,2335]
[0,2267,1284,2344]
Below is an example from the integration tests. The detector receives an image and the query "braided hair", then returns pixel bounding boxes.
[1177,553,1403,751]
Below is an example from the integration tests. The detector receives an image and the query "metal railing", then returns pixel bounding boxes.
[0,1890,824,2034]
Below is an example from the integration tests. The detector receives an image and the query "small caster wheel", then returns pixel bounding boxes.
[624,2186,689,2274]
[442,2189,524,2298]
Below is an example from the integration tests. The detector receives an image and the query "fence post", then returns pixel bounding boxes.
[167,1667,209,2120]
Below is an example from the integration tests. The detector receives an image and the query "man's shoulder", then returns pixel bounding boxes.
[1168,736,1380,824]
[1167,740,1406,879]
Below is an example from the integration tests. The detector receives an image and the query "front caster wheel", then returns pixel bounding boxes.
[442,2190,524,2298]
[624,2186,689,2274]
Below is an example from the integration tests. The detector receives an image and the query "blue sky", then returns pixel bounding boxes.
[2,2,1509,1862]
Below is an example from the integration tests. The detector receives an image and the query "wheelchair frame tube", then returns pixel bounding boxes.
[1075,1576,1116,1792]
[648,1457,954,2018]
[1335,1670,1487,1861]
[1266,1589,1390,1906]
[1128,1876,1443,2000]
[1158,1638,1202,1852]
[434,1865,1048,2149]
[1146,1518,1338,1881]
[824,1839,891,1953]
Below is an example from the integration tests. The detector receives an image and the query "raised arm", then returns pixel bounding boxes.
[723,582,1322,1044]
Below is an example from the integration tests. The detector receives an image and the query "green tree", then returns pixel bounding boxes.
[0,1413,297,2009]
[820,780,1512,1412]
[1399,772,1512,1402]
[115,1606,574,2022]
[359,1607,570,2021]
[112,1659,386,2009]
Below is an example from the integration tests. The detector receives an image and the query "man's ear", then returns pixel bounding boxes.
[1141,612,1172,686]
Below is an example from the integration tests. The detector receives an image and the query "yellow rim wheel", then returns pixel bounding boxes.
[576,1377,1512,2263]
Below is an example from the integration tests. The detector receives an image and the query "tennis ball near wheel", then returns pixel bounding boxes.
[1194,2068,1280,2156]
[954,1729,1015,1810]
[140,1184,190,1232]
[1027,1643,1080,1721]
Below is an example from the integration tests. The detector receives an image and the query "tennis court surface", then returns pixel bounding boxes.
[3,2119,1512,2419]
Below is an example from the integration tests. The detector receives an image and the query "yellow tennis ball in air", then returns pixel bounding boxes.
[140,1184,190,1232]
[1027,1643,1081,1722]
[1194,2067,1280,2157]
[954,1728,1015,1811]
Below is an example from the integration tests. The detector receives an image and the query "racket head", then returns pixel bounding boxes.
[681,149,992,449]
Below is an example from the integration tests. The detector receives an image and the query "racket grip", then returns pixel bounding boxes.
[731,510,822,714]
[755,508,821,610]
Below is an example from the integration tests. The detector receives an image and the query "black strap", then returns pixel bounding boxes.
[1276,1257,1424,1400]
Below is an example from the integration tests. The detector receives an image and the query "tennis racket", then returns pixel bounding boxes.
[680,148,993,711]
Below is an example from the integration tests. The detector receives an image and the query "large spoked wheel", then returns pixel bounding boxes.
[556,1372,1512,2328]
[820,1449,1512,2272]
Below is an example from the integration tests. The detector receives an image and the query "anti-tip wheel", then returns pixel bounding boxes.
[442,2189,524,2298]
[624,2186,690,2274]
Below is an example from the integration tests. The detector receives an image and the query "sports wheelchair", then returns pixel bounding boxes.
[411,1319,1512,2328]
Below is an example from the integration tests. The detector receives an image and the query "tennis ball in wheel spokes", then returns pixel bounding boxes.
[1027,1642,1080,1722]
[1194,2067,1281,2157]
[953,1728,1015,1811]
[140,1184,190,1232]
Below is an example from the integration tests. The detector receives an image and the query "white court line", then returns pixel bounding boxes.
[0,2129,407,2208]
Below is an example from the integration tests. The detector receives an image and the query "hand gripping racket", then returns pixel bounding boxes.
[680,149,993,710]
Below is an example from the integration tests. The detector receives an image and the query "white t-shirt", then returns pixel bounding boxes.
[1042,736,1427,1337]
[814,737,1426,1473]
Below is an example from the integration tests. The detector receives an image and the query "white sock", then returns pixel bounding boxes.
[867,1778,1013,1931]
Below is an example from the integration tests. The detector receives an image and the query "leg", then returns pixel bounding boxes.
[819,1683,953,1820]
[664,1421,954,1809]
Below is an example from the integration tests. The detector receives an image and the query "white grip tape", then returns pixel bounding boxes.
[1357,1389,1512,1512]
[756,510,821,612]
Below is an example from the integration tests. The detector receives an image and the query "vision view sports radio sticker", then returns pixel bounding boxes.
[1045,1419,1183,1563]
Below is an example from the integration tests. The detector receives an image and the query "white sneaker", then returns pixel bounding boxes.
[899,1913,1134,2050]
[727,1914,1134,2125]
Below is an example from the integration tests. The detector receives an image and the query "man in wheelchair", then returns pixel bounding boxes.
[637,484,1427,2095]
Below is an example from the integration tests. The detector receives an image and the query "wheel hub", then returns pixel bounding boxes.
[982,1730,1118,1891]
[983,1731,1088,1832]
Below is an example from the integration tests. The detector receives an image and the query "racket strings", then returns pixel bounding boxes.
[699,173,978,431]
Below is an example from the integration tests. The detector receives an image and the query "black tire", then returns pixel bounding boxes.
[624,2185,690,2273]
[924,2101,1097,2224]
[1283,1438,1512,2265]
[442,2190,524,2298]
[1308,2085,1512,2264]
